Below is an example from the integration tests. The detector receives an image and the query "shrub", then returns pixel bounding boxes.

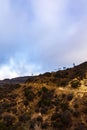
[18,112,31,122]
[38,98,52,108]
[11,107,17,114]
[82,107,87,114]
[73,111,80,118]
[23,99,29,106]
[42,86,48,93]
[60,110,72,126]
[14,84,21,89]
[36,116,43,122]
[42,122,49,129]
[55,71,68,78]
[24,87,35,101]
[51,113,63,129]
[3,114,16,126]
[0,122,16,130]
[53,97,60,106]
[0,122,7,130]
[51,121,63,129]
[75,123,87,130]
[40,107,48,114]
[74,103,79,109]
[51,111,71,129]
[67,93,74,101]
[51,113,61,121]
[71,79,81,88]
[38,88,54,109]
[60,79,68,87]
[43,72,51,77]
[61,102,69,111]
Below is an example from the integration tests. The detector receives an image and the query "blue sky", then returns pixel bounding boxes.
[0,0,87,79]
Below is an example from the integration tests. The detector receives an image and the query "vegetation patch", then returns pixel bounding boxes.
[71,79,81,88]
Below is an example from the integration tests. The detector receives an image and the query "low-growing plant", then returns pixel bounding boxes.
[61,102,69,111]
[24,87,35,101]
[18,112,31,122]
[3,114,16,126]
[71,79,81,88]
[67,93,74,101]
[75,123,87,130]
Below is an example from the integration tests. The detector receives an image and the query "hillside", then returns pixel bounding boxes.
[0,62,87,130]
[0,76,30,86]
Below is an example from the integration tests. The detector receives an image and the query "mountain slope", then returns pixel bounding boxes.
[0,62,87,130]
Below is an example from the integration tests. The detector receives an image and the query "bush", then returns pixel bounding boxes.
[38,88,54,109]
[3,114,16,126]
[38,98,52,108]
[23,99,29,106]
[67,93,74,101]
[24,87,35,101]
[60,110,72,126]
[74,103,79,109]
[42,86,48,93]
[51,111,72,129]
[0,122,16,130]
[11,107,17,114]
[60,79,68,87]
[75,123,87,130]
[42,122,49,129]
[82,107,87,114]
[51,121,63,129]
[36,116,43,122]
[43,72,51,77]
[51,113,63,129]
[71,79,81,88]
[51,113,61,121]
[61,102,69,111]
[73,111,80,118]
[18,112,31,122]
[40,107,48,114]
[14,84,21,89]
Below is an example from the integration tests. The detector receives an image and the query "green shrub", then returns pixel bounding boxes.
[3,114,16,126]
[42,86,48,93]
[40,107,48,114]
[82,107,87,114]
[0,122,16,130]
[51,113,61,121]
[38,98,52,108]
[71,79,81,88]
[61,102,69,111]
[60,110,72,126]
[23,99,29,106]
[75,123,87,130]
[51,121,63,129]
[67,93,74,101]
[42,122,49,129]
[24,87,35,101]
[18,112,31,122]
[73,111,80,118]
[74,103,79,109]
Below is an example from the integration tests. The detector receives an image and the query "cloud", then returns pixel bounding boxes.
[0,0,87,79]
[0,58,42,80]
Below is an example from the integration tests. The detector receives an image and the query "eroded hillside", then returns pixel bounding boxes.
[0,62,87,130]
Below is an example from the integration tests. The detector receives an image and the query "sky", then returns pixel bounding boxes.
[0,0,87,79]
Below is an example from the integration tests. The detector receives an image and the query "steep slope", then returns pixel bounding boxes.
[0,62,87,130]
